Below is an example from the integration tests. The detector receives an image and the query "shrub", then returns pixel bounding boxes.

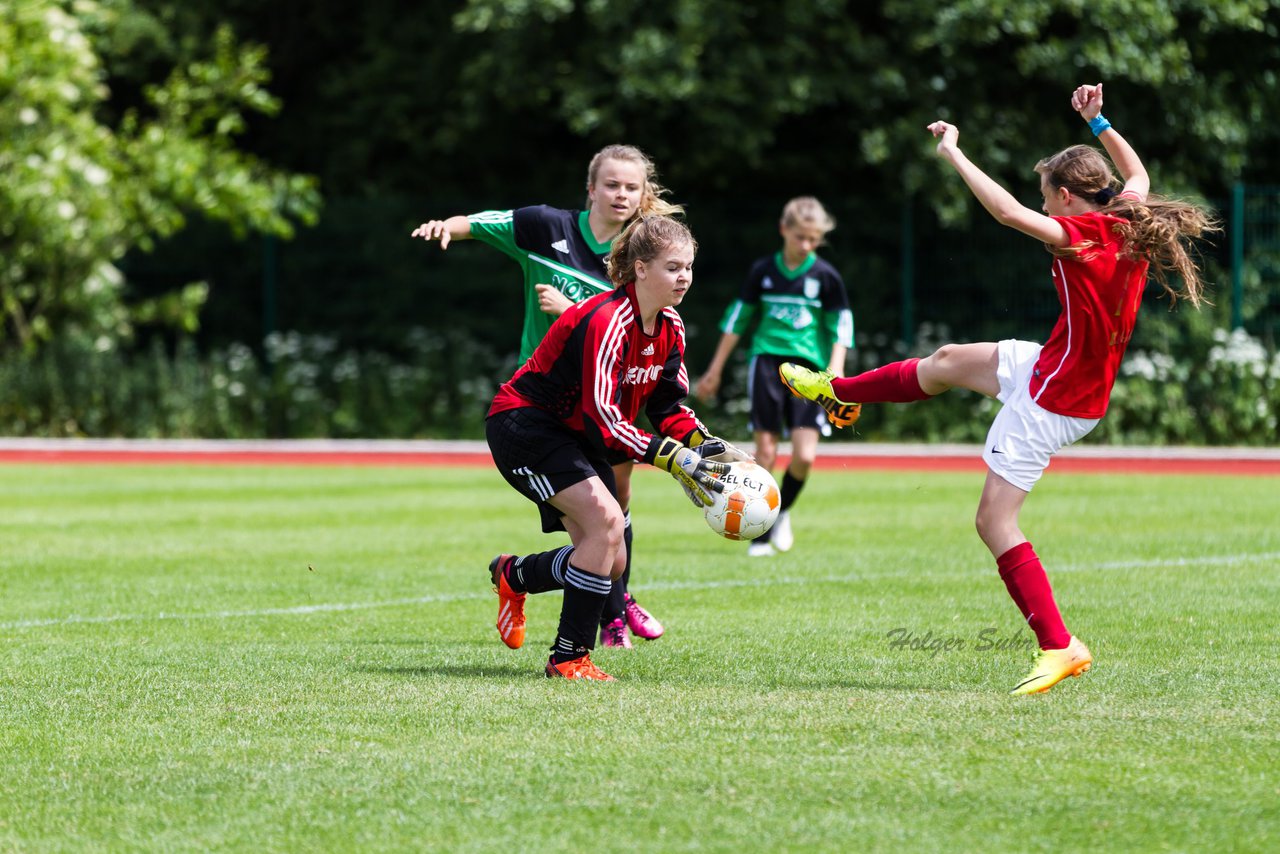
[0,322,1274,444]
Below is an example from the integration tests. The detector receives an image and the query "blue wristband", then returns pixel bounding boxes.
[1088,114,1112,136]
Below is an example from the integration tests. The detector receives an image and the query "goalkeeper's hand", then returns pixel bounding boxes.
[686,427,754,464]
[651,437,729,507]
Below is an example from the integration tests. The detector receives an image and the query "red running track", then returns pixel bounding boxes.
[1,444,1278,476]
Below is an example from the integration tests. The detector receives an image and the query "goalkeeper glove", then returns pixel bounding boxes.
[651,437,729,507]
[686,427,753,464]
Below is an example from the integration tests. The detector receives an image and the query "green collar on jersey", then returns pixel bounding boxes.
[774,251,817,280]
[578,211,616,255]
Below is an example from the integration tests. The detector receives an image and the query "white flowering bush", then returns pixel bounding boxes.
[0,328,503,438]
[0,318,1273,442]
[1096,326,1279,445]
[835,321,1279,446]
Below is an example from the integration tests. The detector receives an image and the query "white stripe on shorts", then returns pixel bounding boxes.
[514,466,553,501]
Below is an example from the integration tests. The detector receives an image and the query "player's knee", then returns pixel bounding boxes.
[974,508,1016,553]
[919,345,962,393]
[929,343,961,369]
[602,509,626,552]
[974,506,997,543]
[579,515,625,578]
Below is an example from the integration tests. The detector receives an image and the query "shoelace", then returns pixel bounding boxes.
[625,600,651,627]
[605,623,627,644]
[564,657,604,678]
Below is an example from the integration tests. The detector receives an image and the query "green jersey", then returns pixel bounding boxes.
[468,206,614,362]
[719,252,854,368]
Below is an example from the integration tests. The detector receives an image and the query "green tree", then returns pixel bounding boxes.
[90,0,1280,357]
[0,0,319,352]
[440,0,1280,200]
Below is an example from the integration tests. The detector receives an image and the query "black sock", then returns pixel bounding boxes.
[757,470,805,544]
[780,469,805,512]
[508,545,574,594]
[552,563,611,662]
[601,519,632,624]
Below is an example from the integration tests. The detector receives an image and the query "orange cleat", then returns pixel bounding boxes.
[544,654,615,681]
[488,554,526,649]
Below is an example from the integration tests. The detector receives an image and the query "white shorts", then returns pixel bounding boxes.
[982,340,1099,492]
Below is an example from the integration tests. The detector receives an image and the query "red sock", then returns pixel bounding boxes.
[996,542,1071,650]
[830,358,930,403]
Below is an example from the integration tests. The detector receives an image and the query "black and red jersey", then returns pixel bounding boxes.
[489,283,703,464]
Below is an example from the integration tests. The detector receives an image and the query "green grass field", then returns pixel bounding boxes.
[2,462,1278,852]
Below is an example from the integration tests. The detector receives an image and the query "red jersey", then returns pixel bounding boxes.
[1031,204,1150,418]
[488,283,703,464]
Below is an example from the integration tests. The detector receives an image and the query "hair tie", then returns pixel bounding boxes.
[1093,187,1117,205]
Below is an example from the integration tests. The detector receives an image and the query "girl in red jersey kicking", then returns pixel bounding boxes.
[780,83,1216,695]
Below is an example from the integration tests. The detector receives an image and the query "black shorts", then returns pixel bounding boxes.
[748,354,830,436]
[486,407,617,534]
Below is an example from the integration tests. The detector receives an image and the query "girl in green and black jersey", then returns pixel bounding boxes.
[696,197,854,558]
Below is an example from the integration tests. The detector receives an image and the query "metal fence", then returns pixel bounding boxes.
[123,185,1280,362]
[894,183,1280,352]
[1229,184,1280,342]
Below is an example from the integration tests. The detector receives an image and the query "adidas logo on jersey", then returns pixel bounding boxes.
[551,239,569,254]
[641,343,655,356]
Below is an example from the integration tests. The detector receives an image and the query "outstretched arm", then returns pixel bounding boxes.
[695,331,741,400]
[927,121,1068,247]
[535,284,574,316]
[409,215,473,249]
[827,343,847,377]
[1071,83,1149,202]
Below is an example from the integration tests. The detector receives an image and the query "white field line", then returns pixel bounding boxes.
[3,550,1277,633]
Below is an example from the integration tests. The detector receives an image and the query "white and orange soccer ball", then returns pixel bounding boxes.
[703,461,781,541]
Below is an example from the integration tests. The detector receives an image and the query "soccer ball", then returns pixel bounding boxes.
[703,461,781,541]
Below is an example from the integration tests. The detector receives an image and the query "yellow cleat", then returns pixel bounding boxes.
[1010,636,1093,695]
[778,363,862,428]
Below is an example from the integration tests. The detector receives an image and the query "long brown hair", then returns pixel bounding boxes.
[586,144,683,219]
[1035,144,1219,307]
[605,216,697,288]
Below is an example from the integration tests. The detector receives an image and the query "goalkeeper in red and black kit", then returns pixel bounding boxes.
[485,215,750,681]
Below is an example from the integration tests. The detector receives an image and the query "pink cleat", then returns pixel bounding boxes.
[599,617,633,648]
[624,593,664,640]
